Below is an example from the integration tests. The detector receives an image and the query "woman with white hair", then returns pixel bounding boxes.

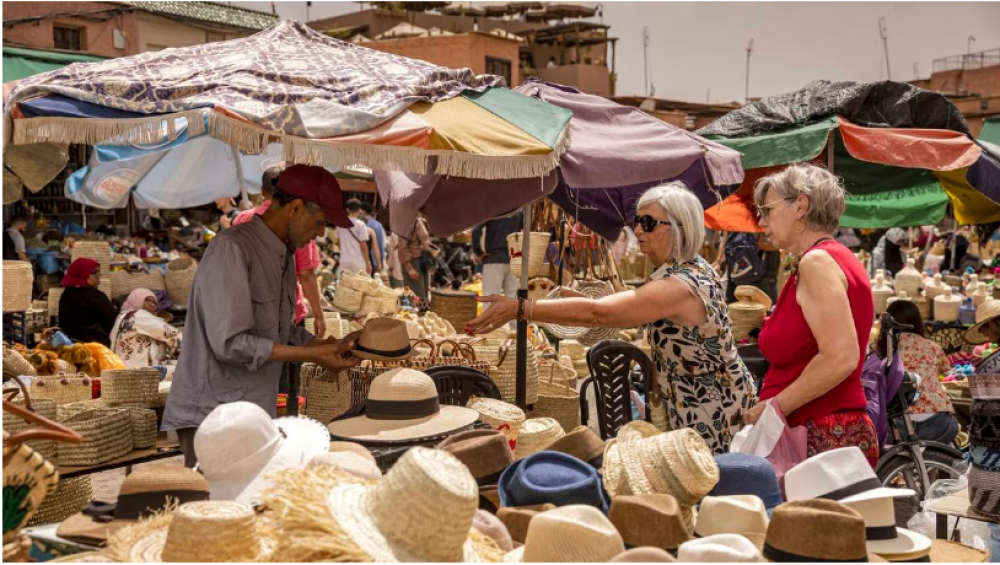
[746,163,878,465]
[465,182,756,453]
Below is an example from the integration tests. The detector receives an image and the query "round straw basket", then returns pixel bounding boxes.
[3,345,37,377]
[431,289,479,331]
[165,256,197,307]
[469,397,525,451]
[3,261,33,312]
[934,297,962,323]
[47,287,64,320]
[29,373,93,405]
[101,368,160,408]
[304,369,353,424]
[508,232,551,279]
[58,408,134,466]
[128,407,158,448]
[3,396,59,464]
[333,285,364,313]
[27,476,94,527]
[111,269,165,299]
[541,284,605,341]
[340,271,378,293]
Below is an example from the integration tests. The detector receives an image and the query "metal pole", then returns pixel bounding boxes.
[642,27,650,97]
[745,39,754,104]
[516,203,532,409]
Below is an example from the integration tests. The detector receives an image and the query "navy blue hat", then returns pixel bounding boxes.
[498,451,609,512]
[709,453,783,512]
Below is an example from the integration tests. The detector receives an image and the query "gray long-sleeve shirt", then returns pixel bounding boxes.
[162,216,313,431]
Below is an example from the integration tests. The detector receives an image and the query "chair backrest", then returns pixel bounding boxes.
[425,365,503,406]
[584,340,655,440]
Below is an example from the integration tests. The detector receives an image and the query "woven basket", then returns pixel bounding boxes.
[381,339,490,376]
[508,232,551,279]
[2,387,59,464]
[71,241,112,298]
[3,345,37,378]
[27,476,94,527]
[431,290,479,331]
[3,261,34,312]
[340,271,379,293]
[3,429,60,540]
[530,361,581,433]
[913,295,932,320]
[304,369,353,424]
[934,289,962,323]
[729,286,770,341]
[333,286,364,313]
[57,399,106,419]
[364,286,401,316]
[474,338,539,405]
[541,282,617,343]
[29,373,93,405]
[58,408,133,466]
[165,256,197,307]
[347,365,397,408]
[127,407,158,448]
[468,396,525,451]
[110,269,165,299]
[100,368,160,408]
[47,287,64,320]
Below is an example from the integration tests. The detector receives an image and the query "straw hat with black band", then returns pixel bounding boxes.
[967,300,1000,345]
[327,368,479,443]
[351,318,419,362]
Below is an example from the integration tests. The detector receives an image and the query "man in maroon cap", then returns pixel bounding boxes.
[163,164,359,467]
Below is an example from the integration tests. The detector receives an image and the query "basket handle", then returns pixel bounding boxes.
[2,398,83,463]
[437,339,462,359]
[456,342,477,362]
[411,338,437,361]
[2,374,31,412]
[497,339,513,366]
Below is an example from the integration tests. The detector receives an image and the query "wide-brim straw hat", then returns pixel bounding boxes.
[547,425,606,469]
[843,496,931,559]
[614,427,719,506]
[763,499,887,563]
[694,495,769,538]
[327,368,479,443]
[967,300,1000,344]
[325,447,500,562]
[513,417,566,460]
[503,505,625,563]
[603,421,661,496]
[352,318,419,361]
[113,501,277,562]
[57,465,209,545]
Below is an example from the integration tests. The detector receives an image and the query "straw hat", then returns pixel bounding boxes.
[709,453,783,512]
[504,505,625,563]
[677,534,765,563]
[468,397,526,451]
[57,466,210,545]
[609,547,677,562]
[842,496,931,560]
[967,299,1000,344]
[603,421,661,496]
[763,500,886,563]
[606,426,719,507]
[547,426,606,469]
[437,429,514,487]
[497,504,556,545]
[352,318,419,361]
[307,442,382,481]
[119,501,276,562]
[195,402,330,505]
[694,495,769,538]
[608,495,691,551]
[499,451,609,512]
[513,417,565,459]
[327,368,479,443]
[325,447,496,562]
[784,447,914,503]
[473,509,514,552]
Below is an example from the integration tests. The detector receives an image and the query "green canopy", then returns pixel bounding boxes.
[705,116,837,170]
[2,47,105,83]
[982,118,1000,152]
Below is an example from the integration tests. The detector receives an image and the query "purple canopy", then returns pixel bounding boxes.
[377,80,744,240]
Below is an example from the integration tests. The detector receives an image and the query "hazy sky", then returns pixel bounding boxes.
[235,1,1000,103]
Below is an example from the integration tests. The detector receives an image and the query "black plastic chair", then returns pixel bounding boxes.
[425,365,503,406]
[580,340,655,440]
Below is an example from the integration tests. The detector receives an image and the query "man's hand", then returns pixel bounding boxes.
[308,332,363,372]
[313,317,327,340]
[365,262,373,275]
[407,264,420,282]
[219,215,232,229]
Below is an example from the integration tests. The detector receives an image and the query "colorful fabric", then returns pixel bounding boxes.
[704,116,836,171]
[806,409,879,467]
[648,256,758,454]
[62,258,99,288]
[897,333,954,415]
[111,309,179,369]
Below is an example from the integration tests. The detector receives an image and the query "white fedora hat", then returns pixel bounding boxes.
[694,495,769,538]
[677,534,765,563]
[843,497,932,559]
[784,447,914,503]
[326,368,479,443]
[195,402,330,506]
[504,504,625,563]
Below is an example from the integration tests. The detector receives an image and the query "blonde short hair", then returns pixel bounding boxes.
[753,163,846,233]
[635,182,705,263]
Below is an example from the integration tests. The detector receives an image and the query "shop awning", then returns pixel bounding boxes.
[2,46,106,83]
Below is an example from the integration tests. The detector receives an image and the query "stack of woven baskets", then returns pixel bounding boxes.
[334,271,398,315]
[729,286,773,341]
[71,241,113,297]
[305,312,352,339]
[165,256,198,307]
[3,261,33,312]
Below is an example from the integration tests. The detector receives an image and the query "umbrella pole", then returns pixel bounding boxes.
[516,202,532,409]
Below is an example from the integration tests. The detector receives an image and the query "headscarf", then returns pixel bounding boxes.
[122,288,156,313]
[885,228,908,246]
[62,258,100,288]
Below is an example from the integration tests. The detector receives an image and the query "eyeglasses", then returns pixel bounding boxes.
[755,197,796,220]
[632,215,676,233]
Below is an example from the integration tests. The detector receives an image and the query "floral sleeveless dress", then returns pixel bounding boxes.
[646,256,758,453]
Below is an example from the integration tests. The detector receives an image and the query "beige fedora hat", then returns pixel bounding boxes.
[326,368,479,443]
[352,318,419,361]
[843,496,931,560]
[967,300,1000,345]
[678,534,765,563]
[694,495,769,538]
[608,494,691,551]
[110,501,276,563]
[763,500,888,563]
[497,504,557,544]
[609,547,678,562]
[307,441,382,481]
[325,447,501,562]
[513,418,566,460]
[548,425,606,468]
[504,505,625,563]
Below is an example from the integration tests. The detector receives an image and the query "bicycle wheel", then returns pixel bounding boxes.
[877,447,965,527]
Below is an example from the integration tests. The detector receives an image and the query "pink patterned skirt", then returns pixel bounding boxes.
[806,409,879,467]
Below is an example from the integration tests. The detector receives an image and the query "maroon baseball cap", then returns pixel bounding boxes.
[277,164,353,228]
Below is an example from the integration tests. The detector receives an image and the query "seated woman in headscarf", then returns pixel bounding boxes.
[59,258,118,346]
[869,228,908,277]
[110,289,180,368]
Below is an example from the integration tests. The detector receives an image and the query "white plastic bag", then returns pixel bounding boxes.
[906,465,990,552]
[731,400,807,483]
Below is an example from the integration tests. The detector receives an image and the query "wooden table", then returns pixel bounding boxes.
[930,488,999,542]
[57,435,181,479]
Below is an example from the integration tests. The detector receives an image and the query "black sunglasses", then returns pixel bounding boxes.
[632,214,676,233]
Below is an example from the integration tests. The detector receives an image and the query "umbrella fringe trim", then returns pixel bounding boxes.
[11,111,207,147]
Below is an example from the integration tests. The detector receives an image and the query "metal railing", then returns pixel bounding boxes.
[932,48,1000,73]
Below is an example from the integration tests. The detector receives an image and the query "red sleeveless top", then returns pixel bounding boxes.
[758,240,873,427]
